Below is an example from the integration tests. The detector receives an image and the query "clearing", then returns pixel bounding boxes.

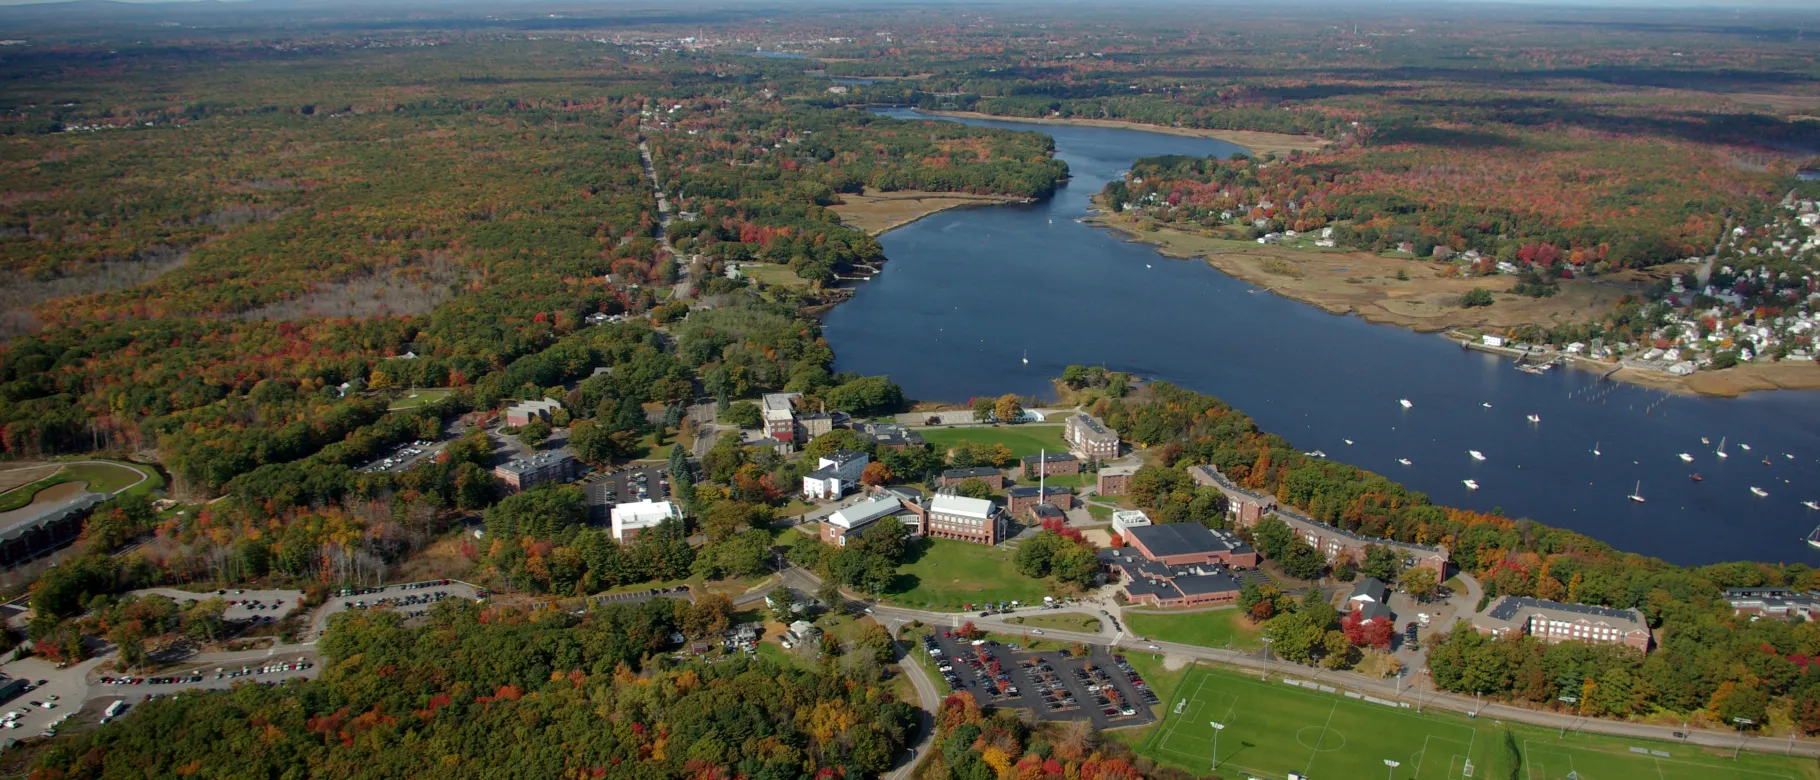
[918,425,1069,461]
[829,187,1028,236]
[0,460,152,511]
[389,388,452,410]
[884,537,1046,610]
[1125,609,1262,650]
[1139,663,1816,780]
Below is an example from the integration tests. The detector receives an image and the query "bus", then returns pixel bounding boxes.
[103,701,126,719]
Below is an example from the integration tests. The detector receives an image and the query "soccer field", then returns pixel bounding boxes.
[1140,665,1817,780]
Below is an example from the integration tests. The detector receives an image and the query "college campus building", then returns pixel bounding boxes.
[1005,486,1073,518]
[493,450,579,491]
[762,392,801,442]
[1063,413,1120,460]
[926,492,1004,545]
[1110,509,1152,539]
[1021,452,1079,479]
[610,499,681,543]
[504,397,563,427]
[1347,577,1394,625]
[1098,522,1254,608]
[1473,596,1652,651]
[1096,462,1137,497]
[1188,464,1451,578]
[939,466,1004,490]
[1723,587,1820,620]
[801,449,870,500]
[857,421,925,451]
[819,492,926,547]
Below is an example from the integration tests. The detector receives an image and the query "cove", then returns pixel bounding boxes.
[821,108,1820,567]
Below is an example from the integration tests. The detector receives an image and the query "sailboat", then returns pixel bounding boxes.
[1751,486,1770,498]
[1021,350,1029,365]
[1397,458,1412,466]
[1804,500,1819,511]
[1678,453,1694,463]
[1716,436,1729,459]
[1463,479,1479,490]
[1701,437,1711,445]
[1807,526,1820,551]
[1527,414,1541,424]
[1628,481,1646,503]
[1399,399,1413,409]
[1593,441,1601,456]
[1481,402,1493,409]
[1741,443,1753,452]
[1468,450,1486,461]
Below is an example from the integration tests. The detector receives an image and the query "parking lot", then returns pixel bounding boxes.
[584,465,670,508]
[310,580,485,637]
[921,632,1158,729]
[358,438,445,474]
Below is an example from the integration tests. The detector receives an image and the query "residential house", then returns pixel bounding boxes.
[939,466,1004,490]
[801,449,870,501]
[1021,452,1080,479]
[1347,578,1395,625]
[927,492,1003,545]
[610,499,681,543]
[1064,413,1120,460]
[505,397,563,427]
[1473,596,1651,651]
[493,450,578,491]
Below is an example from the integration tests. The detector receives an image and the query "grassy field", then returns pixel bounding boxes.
[918,425,1068,461]
[1005,613,1102,633]
[1125,609,1263,650]
[884,538,1046,610]
[388,388,452,410]
[1140,664,1817,780]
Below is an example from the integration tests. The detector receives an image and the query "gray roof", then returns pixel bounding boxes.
[1006,486,1071,499]
[1126,522,1251,558]
[1098,548,1242,601]
[495,450,575,475]
[1022,452,1078,464]
[826,449,867,466]
[1356,601,1395,622]
[1482,596,1645,631]
[1349,577,1389,603]
[942,466,1001,479]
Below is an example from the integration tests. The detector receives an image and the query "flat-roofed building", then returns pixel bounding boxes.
[1123,522,1258,568]
[927,492,1003,545]
[801,449,869,501]
[1189,464,1450,578]
[610,499,681,543]
[1474,596,1651,651]
[1725,587,1820,620]
[1110,509,1152,540]
[939,466,1003,490]
[1005,485,1072,517]
[1021,452,1079,479]
[820,494,922,547]
[493,450,579,491]
[1064,413,1119,460]
[505,397,563,427]
[762,393,801,442]
[1097,462,1138,497]
[1098,547,1245,608]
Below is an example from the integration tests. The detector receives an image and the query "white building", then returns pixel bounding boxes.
[801,449,870,500]
[610,499,680,542]
[1110,509,1152,539]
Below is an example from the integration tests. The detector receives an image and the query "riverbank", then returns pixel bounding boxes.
[830,188,1032,236]
[1615,361,1820,397]
[914,110,1328,157]
[1089,215,1629,332]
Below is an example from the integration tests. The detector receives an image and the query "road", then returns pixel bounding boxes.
[758,567,1820,760]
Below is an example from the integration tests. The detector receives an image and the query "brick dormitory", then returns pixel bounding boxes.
[1098,515,1258,608]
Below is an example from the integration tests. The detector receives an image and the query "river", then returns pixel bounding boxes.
[821,107,1820,567]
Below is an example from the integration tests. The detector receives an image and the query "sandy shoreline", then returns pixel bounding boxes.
[830,188,1032,236]
[1089,214,1820,398]
[913,110,1330,157]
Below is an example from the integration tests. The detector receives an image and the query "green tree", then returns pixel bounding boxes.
[954,478,994,500]
[517,418,553,448]
[723,401,762,429]
[1460,287,1495,308]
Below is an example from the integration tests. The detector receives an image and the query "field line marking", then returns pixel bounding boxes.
[1303,699,1340,778]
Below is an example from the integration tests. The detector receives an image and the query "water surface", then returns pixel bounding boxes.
[823,108,1820,566]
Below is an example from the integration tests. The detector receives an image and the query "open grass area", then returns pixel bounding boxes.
[1140,663,1818,780]
[743,263,812,290]
[1124,608,1263,651]
[1004,613,1102,633]
[883,537,1047,610]
[388,387,451,410]
[0,460,153,511]
[917,425,1068,461]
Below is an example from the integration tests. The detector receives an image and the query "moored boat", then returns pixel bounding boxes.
[1469,450,1486,461]
[1751,486,1769,498]
[1463,479,1479,490]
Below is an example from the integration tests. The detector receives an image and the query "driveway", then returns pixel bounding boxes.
[132,587,304,623]
[309,580,484,639]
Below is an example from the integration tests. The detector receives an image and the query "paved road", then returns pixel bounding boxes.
[310,581,483,639]
[134,587,303,623]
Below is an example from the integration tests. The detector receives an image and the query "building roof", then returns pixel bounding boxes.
[1069,413,1117,440]
[1125,522,1251,559]
[1006,486,1071,500]
[1098,462,1140,477]
[610,499,680,531]
[0,490,104,543]
[878,485,924,504]
[823,449,868,467]
[762,392,798,421]
[1097,548,1242,601]
[804,465,839,481]
[495,450,575,475]
[1357,601,1395,622]
[1031,504,1066,520]
[1110,509,1151,529]
[1349,577,1390,603]
[1480,596,1646,632]
[941,466,1001,480]
[930,493,994,519]
[828,496,904,530]
[506,397,562,417]
[1021,452,1078,465]
[860,422,924,448]
[1191,464,1447,557]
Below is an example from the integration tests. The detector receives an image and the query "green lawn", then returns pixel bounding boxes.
[1140,663,1817,780]
[0,460,155,511]
[1124,608,1263,651]
[883,538,1047,610]
[388,388,452,410]
[1004,613,1102,633]
[918,425,1068,461]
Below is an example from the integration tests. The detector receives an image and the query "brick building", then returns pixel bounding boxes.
[1097,525,1252,609]
[493,450,579,491]
[1005,486,1073,517]
[1063,413,1119,460]
[939,466,1004,490]
[1188,464,1450,578]
[926,492,1003,545]
[1122,522,1258,568]
[504,398,563,428]
[1724,587,1820,620]
[610,499,681,543]
[1097,462,1137,497]
[819,493,924,547]
[1020,452,1079,479]
[1473,596,1651,651]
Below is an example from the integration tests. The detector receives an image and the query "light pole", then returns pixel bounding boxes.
[1733,716,1754,760]
[1209,721,1226,771]
[1416,668,1430,713]
[1383,758,1401,780]
[1557,695,1579,738]
[1260,637,1274,681]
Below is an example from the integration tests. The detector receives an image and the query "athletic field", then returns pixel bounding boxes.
[1139,664,1817,780]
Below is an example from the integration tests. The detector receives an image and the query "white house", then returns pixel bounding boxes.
[1481,335,1505,348]
[610,499,680,542]
[801,449,870,500]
